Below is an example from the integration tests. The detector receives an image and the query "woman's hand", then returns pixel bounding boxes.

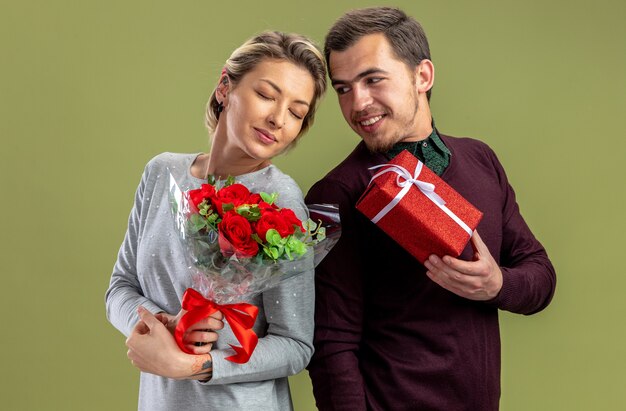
[155,309,225,355]
[126,307,214,380]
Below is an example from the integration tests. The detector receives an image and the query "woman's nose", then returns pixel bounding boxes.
[268,110,285,129]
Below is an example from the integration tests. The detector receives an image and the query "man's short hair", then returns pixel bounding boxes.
[325,7,432,99]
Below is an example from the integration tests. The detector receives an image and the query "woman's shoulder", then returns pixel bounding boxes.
[264,165,303,196]
[137,152,201,192]
[144,152,199,172]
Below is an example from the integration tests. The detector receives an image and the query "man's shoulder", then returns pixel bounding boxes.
[440,133,499,166]
[441,133,492,154]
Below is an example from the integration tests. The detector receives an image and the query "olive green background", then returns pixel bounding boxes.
[1,0,624,409]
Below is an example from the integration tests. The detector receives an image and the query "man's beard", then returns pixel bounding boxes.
[362,102,420,154]
[363,134,397,153]
[362,115,417,154]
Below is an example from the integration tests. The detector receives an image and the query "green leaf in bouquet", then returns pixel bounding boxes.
[207,212,220,226]
[236,204,250,215]
[303,218,329,243]
[225,175,236,186]
[251,233,263,244]
[189,213,208,233]
[236,204,261,222]
[285,235,297,248]
[222,203,234,213]
[263,245,282,260]
[207,175,216,185]
[198,200,213,216]
[316,227,326,242]
[265,228,287,247]
[286,236,308,257]
[196,240,213,250]
[262,247,272,259]
[295,224,310,240]
[303,218,317,233]
[260,192,278,205]
[265,229,283,246]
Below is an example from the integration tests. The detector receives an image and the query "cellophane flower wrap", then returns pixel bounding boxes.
[168,172,340,363]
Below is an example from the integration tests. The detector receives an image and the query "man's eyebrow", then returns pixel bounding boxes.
[260,79,310,107]
[331,68,388,86]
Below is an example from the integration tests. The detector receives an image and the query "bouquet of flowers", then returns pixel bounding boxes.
[168,173,340,363]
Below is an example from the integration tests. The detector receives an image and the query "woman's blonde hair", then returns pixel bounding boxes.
[206,31,327,140]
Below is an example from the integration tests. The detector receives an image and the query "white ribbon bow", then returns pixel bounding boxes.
[367,161,472,237]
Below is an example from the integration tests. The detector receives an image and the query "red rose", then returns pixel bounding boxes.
[217,211,259,258]
[255,209,294,242]
[212,184,251,215]
[247,193,262,204]
[280,208,305,232]
[258,201,279,211]
[187,184,216,208]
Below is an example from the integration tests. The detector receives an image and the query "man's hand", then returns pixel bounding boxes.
[155,310,224,355]
[424,230,503,301]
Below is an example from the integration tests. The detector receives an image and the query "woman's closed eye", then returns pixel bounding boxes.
[289,109,304,120]
[256,91,274,101]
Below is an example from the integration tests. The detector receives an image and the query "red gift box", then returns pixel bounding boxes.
[356,150,483,264]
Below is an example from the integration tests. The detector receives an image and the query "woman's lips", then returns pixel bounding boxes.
[254,128,277,144]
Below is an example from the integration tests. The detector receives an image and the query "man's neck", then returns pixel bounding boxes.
[402,101,433,142]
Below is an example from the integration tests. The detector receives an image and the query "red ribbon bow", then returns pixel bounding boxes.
[175,288,259,363]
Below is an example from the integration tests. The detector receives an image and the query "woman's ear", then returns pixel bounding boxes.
[216,74,231,105]
[415,59,434,95]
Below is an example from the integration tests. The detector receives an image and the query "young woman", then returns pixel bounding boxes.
[105,31,326,410]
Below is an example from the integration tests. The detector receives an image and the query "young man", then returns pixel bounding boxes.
[306,7,556,411]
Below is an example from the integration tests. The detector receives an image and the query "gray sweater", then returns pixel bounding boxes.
[106,153,314,411]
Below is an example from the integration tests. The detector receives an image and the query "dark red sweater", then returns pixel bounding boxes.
[305,135,556,411]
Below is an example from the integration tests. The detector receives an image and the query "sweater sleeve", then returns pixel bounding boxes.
[105,161,163,337]
[486,149,557,314]
[305,178,367,411]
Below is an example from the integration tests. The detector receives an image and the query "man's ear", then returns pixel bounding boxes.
[216,74,231,105]
[415,59,434,95]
